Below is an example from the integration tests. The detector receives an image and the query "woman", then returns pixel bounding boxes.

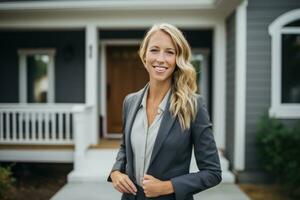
[108,23,222,200]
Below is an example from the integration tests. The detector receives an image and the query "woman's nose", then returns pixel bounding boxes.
[156,52,165,63]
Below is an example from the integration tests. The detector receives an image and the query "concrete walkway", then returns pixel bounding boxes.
[51,182,250,200]
[51,149,247,199]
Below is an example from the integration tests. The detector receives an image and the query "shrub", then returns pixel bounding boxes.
[0,165,15,199]
[256,114,300,197]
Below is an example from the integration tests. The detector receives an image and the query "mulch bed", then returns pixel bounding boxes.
[239,183,298,200]
[2,163,72,200]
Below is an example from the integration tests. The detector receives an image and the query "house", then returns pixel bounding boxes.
[0,0,299,183]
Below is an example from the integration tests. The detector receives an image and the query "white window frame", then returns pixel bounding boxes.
[269,9,300,118]
[18,48,56,103]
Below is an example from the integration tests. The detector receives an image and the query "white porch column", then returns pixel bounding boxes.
[213,20,226,150]
[85,24,99,145]
[234,0,247,171]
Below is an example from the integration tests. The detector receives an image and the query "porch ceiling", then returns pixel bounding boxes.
[0,0,242,17]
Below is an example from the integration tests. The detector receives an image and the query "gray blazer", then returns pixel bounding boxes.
[108,85,222,200]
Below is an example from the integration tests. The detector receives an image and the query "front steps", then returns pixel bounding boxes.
[68,147,235,183]
[68,149,119,182]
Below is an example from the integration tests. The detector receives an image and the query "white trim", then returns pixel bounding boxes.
[0,149,73,163]
[213,20,226,150]
[0,0,219,11]
[17,48,56,103]
[85,24,99,145]
[269,9,300,33]
[100,41,107,138]
[0,10,223,29]
[19,54,26,103]
[48,52,55,103]
[269,105,300,118]
[269,9,300,118]
[233,0,247,171]
[99,39,141,139]
[281,27,300,34]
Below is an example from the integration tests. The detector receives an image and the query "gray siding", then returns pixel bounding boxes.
[245,0,300,174]
[225,11,236,169]
[0,30,85,103]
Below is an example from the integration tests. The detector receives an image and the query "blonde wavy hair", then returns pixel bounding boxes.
[139,23,198,130]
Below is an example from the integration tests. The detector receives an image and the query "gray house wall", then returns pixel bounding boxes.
[0,30,85,103]
[240,0,300,182]
[225,11,236,169]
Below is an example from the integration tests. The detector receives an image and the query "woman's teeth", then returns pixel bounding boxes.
[154,66,167,73]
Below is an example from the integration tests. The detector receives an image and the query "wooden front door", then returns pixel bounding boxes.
[106,45,148,134]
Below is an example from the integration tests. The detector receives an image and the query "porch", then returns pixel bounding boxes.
[0,104,235,185]
[0,103,93,164]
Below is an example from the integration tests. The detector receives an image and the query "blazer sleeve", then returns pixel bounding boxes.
[170,96,222,199]
[107,96,128,182]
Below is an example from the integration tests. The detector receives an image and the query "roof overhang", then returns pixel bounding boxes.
[0,0,241,15]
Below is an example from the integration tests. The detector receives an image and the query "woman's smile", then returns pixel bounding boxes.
[153,65,168,73]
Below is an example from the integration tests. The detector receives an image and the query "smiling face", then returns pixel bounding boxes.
[144,30,177,84]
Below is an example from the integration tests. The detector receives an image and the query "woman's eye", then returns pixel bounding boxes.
[167,51,175,55]
[150,49,158,52]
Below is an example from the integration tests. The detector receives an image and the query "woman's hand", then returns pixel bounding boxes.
[142,174,174,198]
[110,170,137,195]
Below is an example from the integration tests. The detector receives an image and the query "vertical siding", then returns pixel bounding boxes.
[245,0,300,172]
[0,30,85,103]
[225,11,236,168]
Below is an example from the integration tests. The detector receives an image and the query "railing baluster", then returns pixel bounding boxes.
[12,111,17,141]
[37,112,43,142]
[45,112,49,142]
[25,112,30,141]
[66,112,70,141]
[51,112,56,141]
[31,111,36,142]
[6,111,10,141]
[58,112,63,141]
[19,112,23,140]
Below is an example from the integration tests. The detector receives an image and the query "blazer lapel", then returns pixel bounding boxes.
[148,93,176,170]
[125,84,148,182]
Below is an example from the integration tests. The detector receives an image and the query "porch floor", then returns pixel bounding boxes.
[51,182,250,200]
[89,138,121,149]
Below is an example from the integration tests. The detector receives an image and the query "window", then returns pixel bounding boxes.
[281,33,300,103]
[191,49,210,107]
[269,9,300,118]
[18,49,55,103]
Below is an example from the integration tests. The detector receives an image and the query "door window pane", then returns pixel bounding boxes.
[191,53,202,94]
[27,54,49,103]
[281,34,300,103]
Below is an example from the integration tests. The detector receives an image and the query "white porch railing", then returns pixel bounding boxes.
[0,104,93,145]
[0,103,95,169]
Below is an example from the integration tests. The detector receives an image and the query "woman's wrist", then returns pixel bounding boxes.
[110,170,121,181]
[161,181,174,195]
